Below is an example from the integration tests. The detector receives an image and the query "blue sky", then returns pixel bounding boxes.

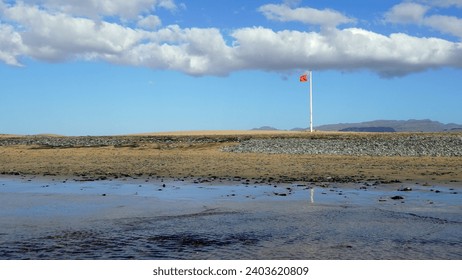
[1,0,461,135]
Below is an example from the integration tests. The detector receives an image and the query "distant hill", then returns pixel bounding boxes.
[253,119,462,132]
[251,126,279,131]
[315,119,462,132]
[339,127,396,132]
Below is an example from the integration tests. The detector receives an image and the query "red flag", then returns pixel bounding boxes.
[299,74,308,82]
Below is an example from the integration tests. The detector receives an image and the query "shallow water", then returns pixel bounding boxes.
[0,177,461,259]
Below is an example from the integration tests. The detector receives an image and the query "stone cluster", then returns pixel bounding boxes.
[0,135,237,148]
[222,135,462,157]
[1,133,461,157]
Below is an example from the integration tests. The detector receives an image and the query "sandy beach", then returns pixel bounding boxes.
[1,131,461,259]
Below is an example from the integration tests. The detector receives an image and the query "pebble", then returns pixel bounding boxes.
[0,135,237,148]
[222,135,462,157]
[2,134,461,157]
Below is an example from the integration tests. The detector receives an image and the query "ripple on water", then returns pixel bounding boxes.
[0,177,461,259]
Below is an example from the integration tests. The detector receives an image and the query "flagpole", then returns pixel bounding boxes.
[309,70,313,132]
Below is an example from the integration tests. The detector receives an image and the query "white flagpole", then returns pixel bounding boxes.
[309,70,313,132]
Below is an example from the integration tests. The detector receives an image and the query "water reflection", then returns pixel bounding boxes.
[0,177,461,259]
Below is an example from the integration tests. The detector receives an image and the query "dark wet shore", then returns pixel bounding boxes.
[1,176,461,260]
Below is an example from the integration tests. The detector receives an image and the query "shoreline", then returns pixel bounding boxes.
[1,172,462,189]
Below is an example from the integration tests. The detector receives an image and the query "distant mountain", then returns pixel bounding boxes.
[252,119,462,132]
[251,126,279,131]
[339,127,396,132]
[290,127,307,131]
[315,119,462,132]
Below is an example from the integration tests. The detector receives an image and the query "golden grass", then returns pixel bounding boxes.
[1,131,461,184]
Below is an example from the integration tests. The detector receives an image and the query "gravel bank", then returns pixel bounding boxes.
[0,135,238,148]
[2,134,461,157]
[222,134,462,157]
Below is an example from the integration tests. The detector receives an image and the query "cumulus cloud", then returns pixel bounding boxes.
[137,15,162,30]
[27,0,177,19]
[384,2,429,23]
[0,24,25,66]
[259,4,355,27]
[385,1,462,39]
[231,27,462,77]
[114,26,236,76]
[0,1,461,78]
[424,14,462,38]
[418,0,462,7]
[282,0,302,8]
[3,2,144,61]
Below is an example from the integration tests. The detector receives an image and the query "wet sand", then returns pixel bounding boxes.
[0,176,461,259]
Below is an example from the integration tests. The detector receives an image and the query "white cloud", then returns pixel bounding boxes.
[385,1,462,38]
[0,1,461,78]
[259,4,355,27]
[424,14,462,38]
[384,2,429,23]
[157,0,178,10]
[28,0,177,19]
[418,0,462,7]
[3,3,143,61]
[137,15,162,29]
[0,24,25,66]
[282,0,302,8]
[114,26,236,76]
[231,27,462,77]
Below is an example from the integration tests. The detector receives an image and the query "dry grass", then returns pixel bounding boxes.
[1,131,461,184]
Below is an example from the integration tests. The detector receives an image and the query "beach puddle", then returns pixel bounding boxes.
[0,176,461,259]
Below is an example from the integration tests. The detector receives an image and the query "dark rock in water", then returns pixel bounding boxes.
[273,192,287,197]
[398,187,412,191]
[391,195,404,200]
